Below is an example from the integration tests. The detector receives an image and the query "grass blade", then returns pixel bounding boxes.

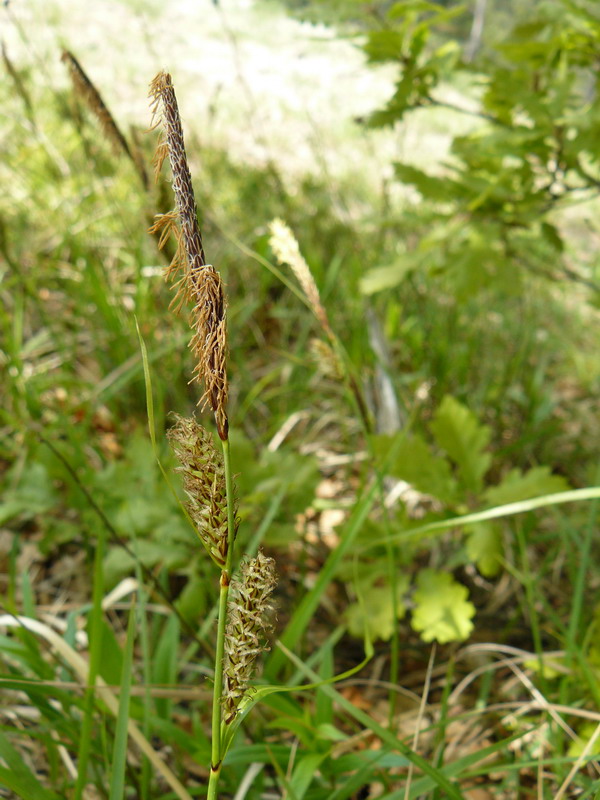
[0,765,60,800]
[74,520,106,800]
[368,486,600,549]
[276,641,466,800]
[108,602,137,800]
[0,732,61,800]
[265,477,380,678]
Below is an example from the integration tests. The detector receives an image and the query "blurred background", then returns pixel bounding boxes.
[2,0,600,797]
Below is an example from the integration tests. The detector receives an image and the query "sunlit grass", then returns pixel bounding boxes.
[2,1,600,797]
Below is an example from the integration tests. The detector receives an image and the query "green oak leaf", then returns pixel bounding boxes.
[430,395,492,493]
[371,432,459,505]
[484,466,569,507]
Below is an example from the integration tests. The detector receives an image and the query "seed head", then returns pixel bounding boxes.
[268,218,333,341]
[62,49,134,163]
[167,415,238,567]
[222,552,277,723]
[149,71,229,439]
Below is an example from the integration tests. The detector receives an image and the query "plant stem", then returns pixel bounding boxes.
[208,577,228,799]
[74,521,106,800]
[222,439,237,566]
[207,437,237,800]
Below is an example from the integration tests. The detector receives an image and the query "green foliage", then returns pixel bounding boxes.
[484,465,569,506]
[234,431,321,549]
[367,393,570,640]
[108,607,136,800]
[377,430,459,504]
[2,1,600,796]
[364,3,463,126]
[465,523,502,577]
[359,0,600,299]
[411,568,475,642]
[0,462,58,525]
[346,577,409,641]
[0,731,61,800]
[430,395,492,493]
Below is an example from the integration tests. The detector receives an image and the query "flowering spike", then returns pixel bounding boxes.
[168,415,238,567]
[149,71,229,438]
[268,218,334,340]
[62,49,134,162]
[222,552,277,723]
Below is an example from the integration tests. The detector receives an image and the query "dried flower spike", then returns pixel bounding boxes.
[222,552,277,723]
[168,415,238,567]
[269,217,372,431]
[309,337,344,380]
[149,71,229,439]
[268,218,334,341]
[62,49,134,163]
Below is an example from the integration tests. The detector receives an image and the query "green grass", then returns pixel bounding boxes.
[2,4,600,798]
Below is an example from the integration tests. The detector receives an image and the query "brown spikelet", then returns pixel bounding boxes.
[152,139,170,184]
[168,415,238,567]
[149,71,206,276]
[149,210,179,253]
[148,210,188,309]
[149,71,229,439]
[61,49,135,163]
[222,552,277,723]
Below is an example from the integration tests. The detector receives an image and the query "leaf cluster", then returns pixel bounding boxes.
[360,0,600,300]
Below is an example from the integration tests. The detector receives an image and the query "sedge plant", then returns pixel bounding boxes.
[148,71,276,799]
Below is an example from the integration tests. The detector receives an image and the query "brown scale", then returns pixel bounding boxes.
[149,71,229,440]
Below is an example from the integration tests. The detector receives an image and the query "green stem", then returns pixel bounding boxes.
[222,438,237,565]
[208,578,228,799]
[207,766,221,800]
[74,524,106,800]
[207,437,237,800]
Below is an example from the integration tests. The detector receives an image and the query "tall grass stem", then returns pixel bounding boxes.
[73,522,106,800]
[207,438,236,799]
